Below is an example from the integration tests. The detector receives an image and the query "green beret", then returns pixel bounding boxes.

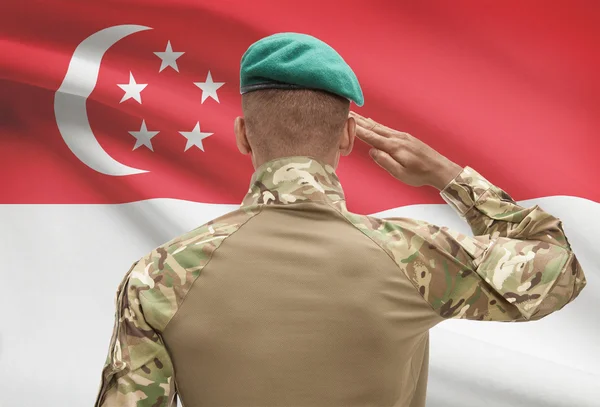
[240,32,364,106]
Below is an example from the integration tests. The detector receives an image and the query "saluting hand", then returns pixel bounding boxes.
[349,111,463,191]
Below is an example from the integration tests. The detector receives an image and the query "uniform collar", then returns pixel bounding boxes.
[241,156,346,206]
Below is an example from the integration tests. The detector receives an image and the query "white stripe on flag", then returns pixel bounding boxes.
[1,196,598,406]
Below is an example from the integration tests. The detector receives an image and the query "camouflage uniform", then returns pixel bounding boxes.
[95,156,586,407]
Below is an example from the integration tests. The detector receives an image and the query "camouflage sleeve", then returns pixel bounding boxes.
[378,166,586,322]
[95,262,176,407]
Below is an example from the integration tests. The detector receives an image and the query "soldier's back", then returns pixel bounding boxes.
[163,194,435,407]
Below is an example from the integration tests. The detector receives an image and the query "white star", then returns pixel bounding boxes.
[154,41,185,72]
[129,120,159,151]
[117,72,147,104]
[179,122,214,152]
[194,71,225,103]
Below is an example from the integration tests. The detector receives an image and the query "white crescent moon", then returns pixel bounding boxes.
[54,25,152,176]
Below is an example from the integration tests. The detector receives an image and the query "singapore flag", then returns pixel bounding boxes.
[1,1,599,406]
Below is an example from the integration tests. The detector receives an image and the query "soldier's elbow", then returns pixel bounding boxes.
[526,253,587,321]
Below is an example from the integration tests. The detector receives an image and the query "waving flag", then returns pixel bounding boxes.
[1,1,598,406]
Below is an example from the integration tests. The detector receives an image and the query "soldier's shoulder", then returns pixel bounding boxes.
[339,208,468,266]
[123,206,262,327]
[340,209,481,260]
[163,205,261,253]
[135,205,261,272]
[340,210,423,245]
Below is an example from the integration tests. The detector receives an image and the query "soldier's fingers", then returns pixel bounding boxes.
[351,112,388,134]
[369,149,406,178]
[349,112,379,130]
[355,124,398,152]
[369,121,412,140]
[350,111,411,140]
[350,112,390,136]
[349,110,370,122]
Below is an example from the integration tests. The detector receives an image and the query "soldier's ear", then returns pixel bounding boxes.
[339,116,356,156]
[234,117,252,155]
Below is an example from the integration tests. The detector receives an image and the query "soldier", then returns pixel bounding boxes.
[95,33,586,407]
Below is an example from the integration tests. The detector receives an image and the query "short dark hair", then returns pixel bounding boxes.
[241,89,350,158]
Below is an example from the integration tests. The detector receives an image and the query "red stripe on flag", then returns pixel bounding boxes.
[1,0,599,213]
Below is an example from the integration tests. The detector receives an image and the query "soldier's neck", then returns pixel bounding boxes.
[251,150,340,170]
